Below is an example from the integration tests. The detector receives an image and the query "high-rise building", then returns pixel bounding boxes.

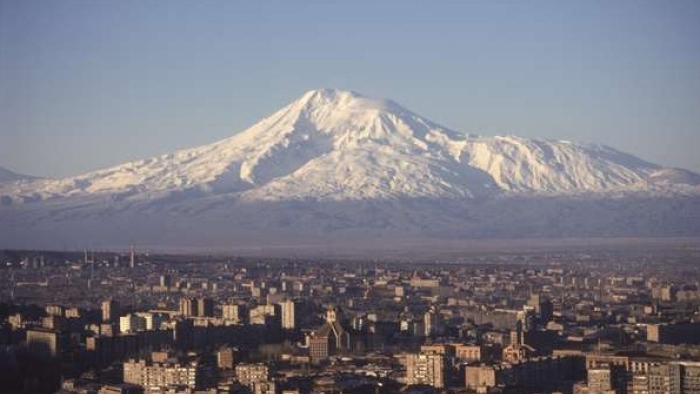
[222,303,247,324]
[179,297,198,317]
[119,314,147,334]
[516,307,537,332]
[588,366,614,394]
[665,362,700,394]
[65,307,81,318]
[249,304,278,325]
[587,364,627,394]
[424,306,441,336]
[646,363,672,394]
[26,328,61,358]
[279,299,296,329]
[129,246,135,268]
[159,275,173,289]
[42,315,67,330]
[197,297,214,317]
[45,304,64,317]
[510,320,525,346]
[539,298,554,323]
[647,322,700,345]
[405,352,445,388]
[217,347,236,369]
[308,334,330,363]
[134,312,162,330]
[102,300,119,323]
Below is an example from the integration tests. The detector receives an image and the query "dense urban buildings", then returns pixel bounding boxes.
[1,246,700,393]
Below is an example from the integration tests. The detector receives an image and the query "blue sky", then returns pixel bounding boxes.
[1,0,699,177]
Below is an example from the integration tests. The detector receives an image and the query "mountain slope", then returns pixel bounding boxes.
[0,89,690,205]
[1,89,698,250]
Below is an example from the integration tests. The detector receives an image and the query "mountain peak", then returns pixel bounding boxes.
[296,88,395,114]
[301,88,361,100]
[2,90,699,249]
[2,89,698,207]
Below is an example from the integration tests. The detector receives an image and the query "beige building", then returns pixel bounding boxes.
[179,297,198,317]
[123,358,200,390]
[585,362,628,394]
[97,384,142,394]
[586,354,630,371]
[587,366,614,394]
[648,363,674,394]
[677,362,700,394]
[249,304,277,325]
[465,356,578,392]
[222,303,246,324]
[465,365,496,390]
[421,344,455,358]
[102,300,119,323]
[26,328,60,358]
[235,363,269,386]
[423,306,441,336]
[453,344,486,363]
[405,352,445,388]
[279,299,296,329]
[502,343,536,363]
[465,364,512,391]
[119,314,146,334]
[45,304,64,317]
[252,381,276,394]
[217,347,236,369]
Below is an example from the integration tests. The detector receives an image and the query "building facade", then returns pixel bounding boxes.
[123,358,201,390]
[405,352,445,388]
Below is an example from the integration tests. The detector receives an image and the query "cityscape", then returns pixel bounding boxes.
[2,244,700,394]
[2,1,699,394]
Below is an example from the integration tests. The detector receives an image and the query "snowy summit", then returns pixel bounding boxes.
[1,89,695,204]
[1,89,699,249]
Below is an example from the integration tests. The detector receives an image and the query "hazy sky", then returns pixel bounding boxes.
[1,0,699,177]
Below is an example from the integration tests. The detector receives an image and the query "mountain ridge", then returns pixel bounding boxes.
[1,89,699,250]
[1,89,696,205]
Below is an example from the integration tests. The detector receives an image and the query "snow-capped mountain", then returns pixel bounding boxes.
[0,89,694,203]
[1,89,698,251]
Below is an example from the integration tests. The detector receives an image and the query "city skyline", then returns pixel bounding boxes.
[3,246,700,393]
[1,1,699,177]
